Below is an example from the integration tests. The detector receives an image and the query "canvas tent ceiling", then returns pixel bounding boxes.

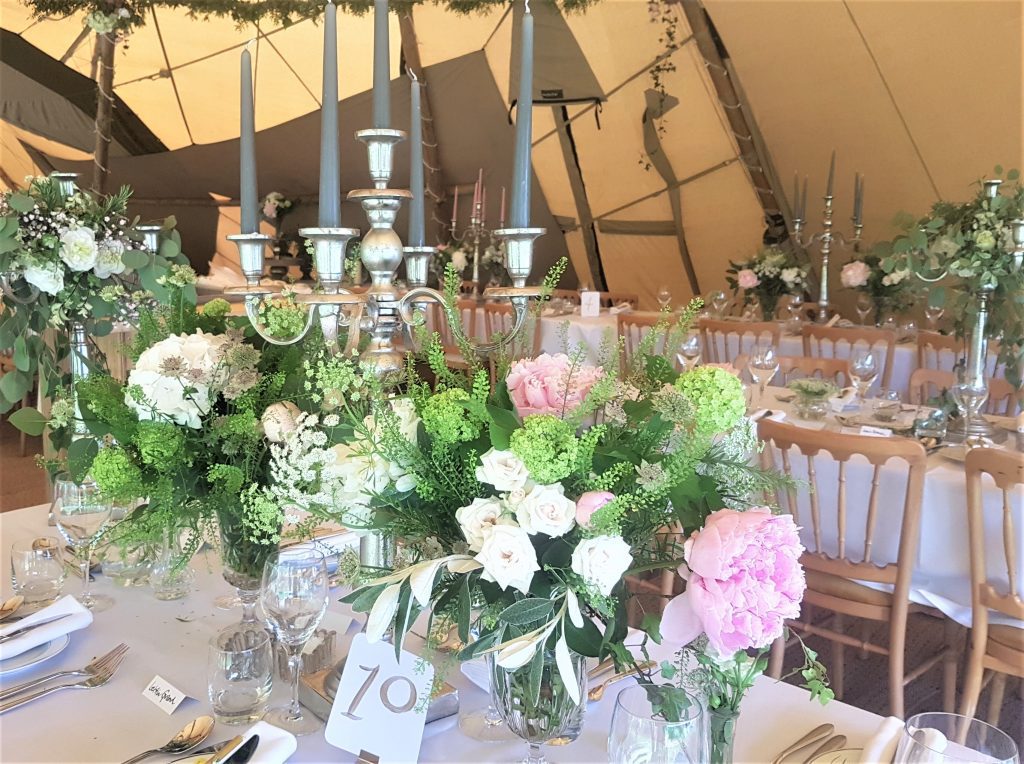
[1,0,1021,310]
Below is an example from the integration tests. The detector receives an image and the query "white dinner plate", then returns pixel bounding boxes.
[0,633,71,675]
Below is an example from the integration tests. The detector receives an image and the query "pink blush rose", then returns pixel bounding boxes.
[661,507,806,656]
[506,353,604,419]
[262,201,277,219]
[575,491,615,527]
[841,261,870,289]
[737,269,760,289]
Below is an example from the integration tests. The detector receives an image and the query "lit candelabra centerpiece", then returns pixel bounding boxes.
[790,151,865,323]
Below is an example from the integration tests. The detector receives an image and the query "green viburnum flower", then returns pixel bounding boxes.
[422,388,484,444]
[156,263,197,288]
[239,485,283,545]
[509,414,579,485]
[201,298,231,319]
[674,366,746,436]
[133,421,184,467]
[89,447,143,503]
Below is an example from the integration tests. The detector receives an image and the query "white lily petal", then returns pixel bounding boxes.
[565,589,584,629]
[447,557,484,574]
[555,635,581,705]
[366,583,402,643]
[497,634,541,669]
[409,560,444,608]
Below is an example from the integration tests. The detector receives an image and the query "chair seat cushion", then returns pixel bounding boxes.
[805,569,894,608]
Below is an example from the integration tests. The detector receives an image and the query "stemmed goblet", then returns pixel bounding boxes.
[676,334,701,373]
[748,342,779,409]
[924,304,945,331]
[53,474,114,612]
[708,290,729,318]
[260,548,329,735]
[656,287,672,311]
[849,350,879,409]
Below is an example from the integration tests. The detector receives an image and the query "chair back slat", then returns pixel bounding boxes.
[434,299,479,347]
[699,319,781,364]
[917,330,963,372]
[618,313,666,369]
[802,325,897,390]
[964,448,1024,623]
[908,368,1021,415]
[483,303,540,358]
[777,355,851,386]
[758,418,926,587]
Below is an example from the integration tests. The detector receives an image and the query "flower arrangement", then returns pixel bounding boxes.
[328,276,810,741]
[883,167,1024,385]
[726,245,808,321]
[840,252,916,324]
[430,239,507,287]
[786,378,837,400]
[0,175,184,444]
[260,191,295,231]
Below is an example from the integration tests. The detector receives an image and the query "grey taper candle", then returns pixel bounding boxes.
[408,73,425,246]
[240,47,258,234]
[318,2,340,227]
[509,0,534,229]
[372,0,390,129]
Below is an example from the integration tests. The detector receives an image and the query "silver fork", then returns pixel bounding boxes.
[0,643,129,701]
[0,647,126,713]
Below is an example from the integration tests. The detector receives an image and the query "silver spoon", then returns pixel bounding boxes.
[0,595,24,622]
[120,715,215,764]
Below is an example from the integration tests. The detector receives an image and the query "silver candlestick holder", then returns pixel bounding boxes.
[792,196,863,323]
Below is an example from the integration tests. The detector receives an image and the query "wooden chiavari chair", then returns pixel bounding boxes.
[908,368,1021,416]
[776,355,851,386]
[802,324,897,391]
[699,319,781,364]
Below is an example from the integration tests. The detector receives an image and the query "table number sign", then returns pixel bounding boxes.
[324,633,435,763]
[142,674,190,715]
[580,290,601,317]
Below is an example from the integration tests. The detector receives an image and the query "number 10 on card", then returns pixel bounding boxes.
[325,633,436,763]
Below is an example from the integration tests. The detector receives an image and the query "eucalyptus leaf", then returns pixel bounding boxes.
[8,406,47,436]
[122,249,150,270]
[0,369,30,402]
[499,598,554,626]
[7,193,34,213]
[12,335,29,372]
[67,437,99,482]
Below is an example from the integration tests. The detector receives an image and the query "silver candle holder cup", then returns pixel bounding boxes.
[355,128,407,190]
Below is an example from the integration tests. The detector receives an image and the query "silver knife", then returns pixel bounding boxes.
[0,613,73,644]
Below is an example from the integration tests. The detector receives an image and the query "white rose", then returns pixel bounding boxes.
[59,226,99,272]
[571,535,633,596]
[262,401,301,443]
[780,267,802,286]
[125,368,210,428]
[476,448,530,492]
[475,523,540,594]
[456,496,506,551]
[22,262,64,296]
[93,239,127,279]
[514,483,576,538]
[451,249,468,272]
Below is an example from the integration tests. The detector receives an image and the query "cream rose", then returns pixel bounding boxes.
[59,226,99,272]
[451,249,468,272]
[476,448,530,492]
[571,535,633,596]
[262,401,302,443]
[456,496,506,551]
[22,262,64,296]
[363,398,420,446]
[475,523,540,594]
[93,239,127,279]
[514,483,576,538]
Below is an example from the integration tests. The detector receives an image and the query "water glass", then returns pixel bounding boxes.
[893,713,1019,764]
[676,334,702,373]
[709,291,729,318]
[873,389,901,422]
[748,342,779,408]
[53,474,114,612]
[925,304,945,331]
[260,548,329,736]
[657,287,672,310]
[10,537,64,605]
[208,629,273,725]
[608,685,707,764]
[849,350,879,407]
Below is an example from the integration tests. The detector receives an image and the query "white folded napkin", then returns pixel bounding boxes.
[750,409,787,422]
[239,720,298,764]
[608,302,634,314]
[0,595,93,661]
[830,387,859,412]
[860,716,903,763]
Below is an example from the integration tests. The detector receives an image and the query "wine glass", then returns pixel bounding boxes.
[855,293,873,326]
[608,685,707,763]
[893,713,1019,764]
[709,291,729,318]
[741,296,760,322]
[747,342,779,408]
[656,286,672,311]
[676,334,702,373]
[53,475,114,612]
[849,350,879,408]
[924,304,945,331]
[260,548,329,735]
[787,293,804,319]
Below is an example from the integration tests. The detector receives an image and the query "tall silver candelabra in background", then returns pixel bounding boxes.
[791,194,863,323]
[448,194,498,300]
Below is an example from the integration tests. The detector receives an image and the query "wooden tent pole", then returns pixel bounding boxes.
[398,11,446,245]
[92,30,116,194]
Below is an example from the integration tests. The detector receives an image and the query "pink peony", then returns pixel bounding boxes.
[661,507,805,656]
[506,353,604,419]
[575,491,615,527]
[737,269,760,289]
[262,200,277,219]
[841,261,871,289]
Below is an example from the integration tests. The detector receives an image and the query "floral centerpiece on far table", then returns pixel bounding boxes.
[0,174,185,451]
[331,273,819,755]
[840,250,916,325]
[726,245,808,321]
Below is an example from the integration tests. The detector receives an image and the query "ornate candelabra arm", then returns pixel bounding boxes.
[242,293,317,346]
[0,274,40,305]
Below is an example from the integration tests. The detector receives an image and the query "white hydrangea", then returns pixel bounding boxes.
[22,261,64,296]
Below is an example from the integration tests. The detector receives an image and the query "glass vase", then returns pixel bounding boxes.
[608,685,707,763]
[149,528,195,601]
[708,706,740,764]
[218,510,278,632]
[760,295,780,322]
[489,648,588,764]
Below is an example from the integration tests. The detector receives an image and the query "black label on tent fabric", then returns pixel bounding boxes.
[541,89,564,100]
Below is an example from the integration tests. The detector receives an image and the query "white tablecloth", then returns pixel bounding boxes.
[0,503,885,763]
[760,388,1023,628]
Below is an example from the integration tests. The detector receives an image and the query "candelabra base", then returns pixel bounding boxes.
[946,416,1007,445]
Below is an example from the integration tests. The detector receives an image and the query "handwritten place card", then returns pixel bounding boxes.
[580,290,601,318]
[142,674,189,715]
[859,425,893,438]
[325,633,435,764]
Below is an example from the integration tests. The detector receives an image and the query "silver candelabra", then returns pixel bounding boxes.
[448,194,501,300]
[791,194,864,323]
